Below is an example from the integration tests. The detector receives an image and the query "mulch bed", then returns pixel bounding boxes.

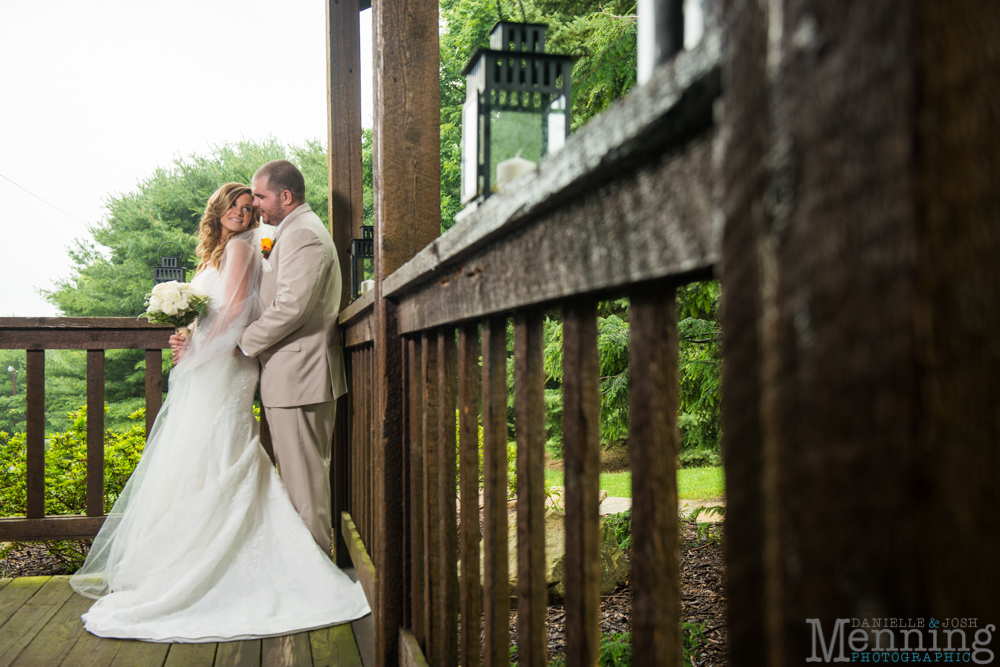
[0,542,71,578]
[508,520,728,666]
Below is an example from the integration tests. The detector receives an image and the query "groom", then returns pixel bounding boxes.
[238,159,347,556]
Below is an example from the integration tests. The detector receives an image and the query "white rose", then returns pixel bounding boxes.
[148,293,163,311]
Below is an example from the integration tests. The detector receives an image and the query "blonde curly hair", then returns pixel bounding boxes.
[196,182,259,270]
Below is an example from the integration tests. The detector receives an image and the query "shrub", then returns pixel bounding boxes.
[0,406,147,569]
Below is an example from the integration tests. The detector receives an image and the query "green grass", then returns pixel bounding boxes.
[544,466,724,500]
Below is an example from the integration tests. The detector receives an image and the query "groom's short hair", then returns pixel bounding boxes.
[255,160,306,204]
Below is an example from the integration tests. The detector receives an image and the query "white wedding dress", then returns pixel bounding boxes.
[70,231,369,642]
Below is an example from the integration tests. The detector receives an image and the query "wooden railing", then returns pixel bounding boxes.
[0,318,172,542]
[336,14,722,663]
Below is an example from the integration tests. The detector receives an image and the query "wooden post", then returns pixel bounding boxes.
[458,324,482,667]
[86,350,105,518]
[720,0,1000,662]
[481,316,509,667]
[144,349,162,437]
[327,0,363,566]
[629,288,680,666]
[562,300,600,667]
[514,310,547,667]
[372,0,441,663]
[25,349,44,520]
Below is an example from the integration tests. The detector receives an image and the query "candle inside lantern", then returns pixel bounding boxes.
[495,153,537,192]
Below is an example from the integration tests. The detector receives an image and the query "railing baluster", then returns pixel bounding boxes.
[562,300,601,667]
[630,287,681,665]
[410,337,426,647]
[421,332,441,658]
[363,345,370,549]
[437,328,458,667]
[366,344,374,550]
[350,349,359,539]
[86,349,105,518]
[514,310,547,667]
[26,349,45,520]
[144,349,162,437]
[482,316,509,667]
[401,337,412,630]
[458,323,483,667]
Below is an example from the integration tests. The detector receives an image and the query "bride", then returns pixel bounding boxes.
[69,182,370,642]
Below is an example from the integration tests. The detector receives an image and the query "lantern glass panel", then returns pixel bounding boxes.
[489,106,543,193]
[462,96,480,200]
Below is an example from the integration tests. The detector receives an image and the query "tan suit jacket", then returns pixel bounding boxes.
[240,204,348,407]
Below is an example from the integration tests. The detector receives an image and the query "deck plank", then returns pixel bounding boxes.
[0,577,73,667]
[310,625,362,667]
[261,632,311,667]
[108,640,170,667]
[162,642,218,667]
[0,578,11,593]
[0,577,49,629]
[10,591,95,666]
[59,629,123,667]
[215,640,261,667]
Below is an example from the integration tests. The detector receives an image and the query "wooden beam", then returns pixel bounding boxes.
[0,319,171,350]
[327,0,364,310]
[394,136,716,335]
[342,511,377,609]
[0,516,105,542]
[372,0,440,663]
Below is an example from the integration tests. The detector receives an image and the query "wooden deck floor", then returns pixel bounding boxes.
[0,576,371,667]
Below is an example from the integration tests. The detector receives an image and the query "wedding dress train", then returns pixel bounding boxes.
[70,232,369,642]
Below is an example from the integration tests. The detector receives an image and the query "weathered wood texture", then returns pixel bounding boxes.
[371,0,441,663]
[408,337,426,647]
[720,0,1000,663]
[561,302,601,667]
[0,576,367,666]
[395,134,716,335]
[436,330,458,667]
[514,311,547,667]
[420,333,441,661]
[399,630,431,667]
[342,302,375,348]
[326,0,363,310]
[481,317,509,667]
[913,0,1000,620]
[629,287,680,666]
[86,350,105,518]
[0,318,172,350]
[0,516,106,542]
[457,324,482,667]
[144,349,162,437]
[382,31,721,302]
[25,350,44,520]
[342,512,377,613]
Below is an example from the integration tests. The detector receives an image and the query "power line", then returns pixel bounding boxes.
[0,171,90,228]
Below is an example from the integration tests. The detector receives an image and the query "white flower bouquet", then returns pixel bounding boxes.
[142,281,209,337]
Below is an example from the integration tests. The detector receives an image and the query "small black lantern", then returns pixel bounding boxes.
[461,22,573,206]
[350,225,374,299]
[154,242,187,284]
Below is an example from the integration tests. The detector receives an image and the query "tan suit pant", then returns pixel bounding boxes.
[265,399,336,555]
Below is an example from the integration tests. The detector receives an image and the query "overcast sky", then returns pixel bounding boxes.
[0,1,373,317]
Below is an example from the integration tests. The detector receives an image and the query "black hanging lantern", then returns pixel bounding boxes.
[350,225,374,299]
[154,242,187,284]
[461,22,573,208]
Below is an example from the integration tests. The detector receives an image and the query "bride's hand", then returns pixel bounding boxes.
[169,334,188,364]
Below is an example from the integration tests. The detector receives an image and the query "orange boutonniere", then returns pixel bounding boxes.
[260,238,274,259]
